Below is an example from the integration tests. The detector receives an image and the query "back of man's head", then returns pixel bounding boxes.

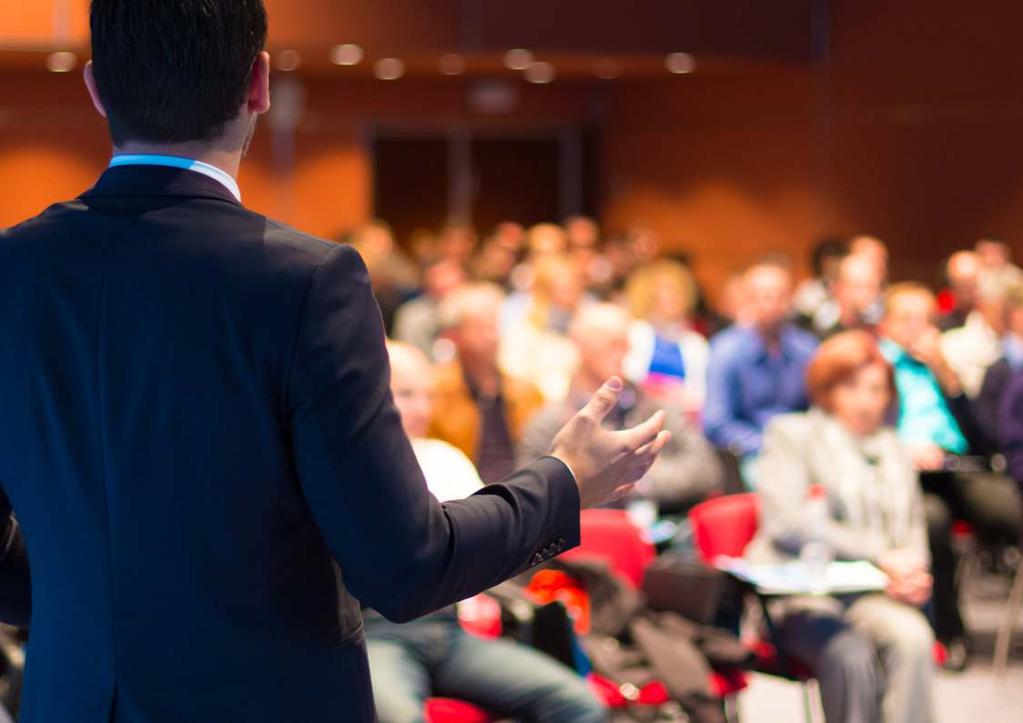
[90,0,268,145]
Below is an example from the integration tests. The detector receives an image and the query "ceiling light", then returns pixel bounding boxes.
[438,53,466,76]
[504,48,534,71]
[524,61,555,84]
[594,57,620,80]
[665,52,696,74]
[330,44,364,66]
[276,50,302,72]
[374,58,406,81]
[46,51,77,73]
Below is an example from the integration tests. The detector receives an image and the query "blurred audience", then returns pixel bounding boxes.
[349,220,419,332]
[1002,370,1023,488]
[500,254,587,402]
[748,331,935,723]
[437,222,478,266]
[565,216,611,291]
[622,259,710,419]
[703,259,819,474]
[430,283,545,485]
[938,251,983,332]
[878,283,1021,667]
[816,252,885,338]
[347,210,1021,697]
[940,270,1013,398]
[365,341,606,723]
[794,236,848,330]
[848,235,890,283]
[517,304,723,513]
[976,281,1023,450]
[392,256,467,359]
[975,237,1023,287]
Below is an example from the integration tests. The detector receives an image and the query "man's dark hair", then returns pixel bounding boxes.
[90,0,268,145]
[809,236,849,278]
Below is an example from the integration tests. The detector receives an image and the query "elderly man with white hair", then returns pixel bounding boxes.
[518,304,723,513]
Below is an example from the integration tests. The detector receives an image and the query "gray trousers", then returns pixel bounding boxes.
[775,594,935,723]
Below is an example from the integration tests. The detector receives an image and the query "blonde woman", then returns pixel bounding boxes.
[499,254,585,402]
[623,260,710,419]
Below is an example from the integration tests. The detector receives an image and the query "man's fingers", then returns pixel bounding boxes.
[635,430,672,458]
[578,377,623,424]
[619,410,666,450]
[610,483,636,501]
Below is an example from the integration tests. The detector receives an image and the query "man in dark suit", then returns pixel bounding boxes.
[0,2,669,721]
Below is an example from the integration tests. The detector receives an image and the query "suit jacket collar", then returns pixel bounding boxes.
[80,165,243,207]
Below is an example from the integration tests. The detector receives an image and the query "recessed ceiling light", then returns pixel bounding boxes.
[524,61,555,84]
[438,53,466,76]
[374,58,406,81]
[330,44,364,66]
[504,48,534,71]
[46,51,77,73]
[665,52,696,74]
[276,50,302,72]
[594,57,620,80]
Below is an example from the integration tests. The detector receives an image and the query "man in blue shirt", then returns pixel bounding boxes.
[703,259,818,466]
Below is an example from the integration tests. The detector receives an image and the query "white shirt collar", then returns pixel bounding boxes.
[109,154,242,202]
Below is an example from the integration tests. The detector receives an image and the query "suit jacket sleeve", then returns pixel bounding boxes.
[287,245,580,623]
[0,487,30,627]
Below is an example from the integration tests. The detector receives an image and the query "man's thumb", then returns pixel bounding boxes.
[579,377,623,423]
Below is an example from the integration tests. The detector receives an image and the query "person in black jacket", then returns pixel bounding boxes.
[0,2,669,721]
[974,281,1023,451]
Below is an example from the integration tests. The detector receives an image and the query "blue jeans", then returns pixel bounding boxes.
[364,613,606,723]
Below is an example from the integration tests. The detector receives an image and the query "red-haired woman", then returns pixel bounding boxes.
[747,330,934,723]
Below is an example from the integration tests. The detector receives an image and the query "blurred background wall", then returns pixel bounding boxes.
[2,0,1022,298]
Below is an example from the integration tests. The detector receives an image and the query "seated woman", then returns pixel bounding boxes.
[622,259,710,421]
[746,331,935,723]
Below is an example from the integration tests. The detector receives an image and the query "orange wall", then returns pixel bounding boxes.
[601,68,822,299]
[4,0,1023,298]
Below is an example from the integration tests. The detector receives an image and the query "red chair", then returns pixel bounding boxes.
[564,509,749,719]
[560,508,656,588]
[424,699,494,723]
[689,493,760,563]
[689,493,946,720]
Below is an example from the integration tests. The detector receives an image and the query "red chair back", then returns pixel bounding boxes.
[689,493,759,563]
[560,509,655,589]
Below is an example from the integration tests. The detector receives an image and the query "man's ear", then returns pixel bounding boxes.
[83,61,108,119]
[248,51,271,115]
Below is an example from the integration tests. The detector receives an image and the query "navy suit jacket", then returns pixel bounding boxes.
[0,166,580,722]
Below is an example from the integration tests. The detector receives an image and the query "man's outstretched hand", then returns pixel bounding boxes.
[549,377,671,509]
